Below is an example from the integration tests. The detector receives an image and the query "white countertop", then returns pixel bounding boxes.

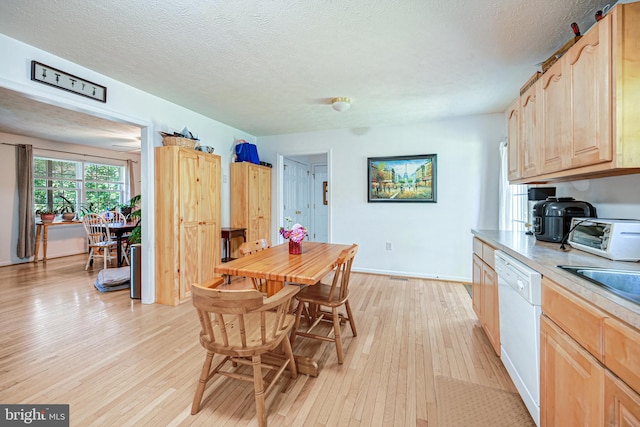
[472,229,640,329]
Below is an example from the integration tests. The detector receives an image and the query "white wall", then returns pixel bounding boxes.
[0,33,255,303]
[553,175,640,219]
[257,114,505,282]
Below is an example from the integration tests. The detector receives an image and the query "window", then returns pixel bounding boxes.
[499,141,529,231]
[510,184,529,232]
[34,157,126,214]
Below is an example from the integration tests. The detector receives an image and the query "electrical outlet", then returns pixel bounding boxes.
[386,241,392,250]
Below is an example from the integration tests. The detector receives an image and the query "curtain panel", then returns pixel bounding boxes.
[17,144,35,258]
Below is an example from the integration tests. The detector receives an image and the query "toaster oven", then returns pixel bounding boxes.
[568,218,640,261]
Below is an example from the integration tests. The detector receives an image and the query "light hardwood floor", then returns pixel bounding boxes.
[0,255,518,426]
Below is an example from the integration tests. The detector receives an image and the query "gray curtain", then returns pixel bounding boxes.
[17,144,35,258]
[127,159,135,199]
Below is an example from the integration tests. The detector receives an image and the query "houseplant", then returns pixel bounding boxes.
[36,208,56,223]
[279,217,308,254]
[126,194,141,244]
[126,194,142,299]
[56,194,77,221]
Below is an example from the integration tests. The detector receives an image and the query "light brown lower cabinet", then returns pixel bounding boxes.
[540,314,604,427]
[471,237,499,356]
[606,370,640,427]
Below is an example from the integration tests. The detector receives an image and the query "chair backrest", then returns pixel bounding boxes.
[191,283,298,353]
[101,211,127,223]
[239,239,270,292]
[82,213,112,245]
[239,238,270,256]
[326,244,358,301]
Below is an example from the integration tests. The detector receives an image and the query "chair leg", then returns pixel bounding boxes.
[103,248,109,270]
[332,306,344,364]
[289,300,305,348]
[251,355,267,427]
[191,351,214,415]
[85,248,94,270]
[345,300,357,337]
[122,248,130,266]
[281,335,297,379]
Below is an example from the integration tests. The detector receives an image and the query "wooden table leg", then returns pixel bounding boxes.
[42,224,49,263]
[266,279,285,297]
[34,224,42,263]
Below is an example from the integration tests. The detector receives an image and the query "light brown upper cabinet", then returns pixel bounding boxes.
[509,2,640,184]
[519,82,539,178]
[566,14,611,169]
[539,58,567,174]
[506,99,520,181]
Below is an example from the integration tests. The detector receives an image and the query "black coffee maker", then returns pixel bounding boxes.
[533,197,597,242]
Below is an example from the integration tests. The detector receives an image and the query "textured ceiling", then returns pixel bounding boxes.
[0,0,616,145]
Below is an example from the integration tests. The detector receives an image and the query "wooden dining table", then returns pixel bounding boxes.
[214,241,352,376]
[214,241,352,296]
[104,222,137,267]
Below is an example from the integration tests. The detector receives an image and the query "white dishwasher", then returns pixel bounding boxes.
[494,251,542,427]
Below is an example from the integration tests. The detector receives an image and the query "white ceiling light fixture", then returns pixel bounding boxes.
[331,97,351,112]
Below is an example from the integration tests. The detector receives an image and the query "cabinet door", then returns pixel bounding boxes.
[606,370,640,427]
[566,14,612,168]
[199,155,219,285]
[257,166,271,241]
[541,315,604,427]
[481,263,500,356]
[472,254,482,319]
[519,83,539,178]
[179,151,200,301]
[247,165,261,242]
[539,58,568,174]
[605,317,640,396]
[506,99,520,181]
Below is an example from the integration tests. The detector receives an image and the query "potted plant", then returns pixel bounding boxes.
[56,194,77,221]
[127,194,142,299]
[127,194,141,244]
[36,208,56,223]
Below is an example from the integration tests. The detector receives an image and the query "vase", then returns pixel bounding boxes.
[289,240,302,255]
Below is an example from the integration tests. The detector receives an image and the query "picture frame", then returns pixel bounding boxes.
[323,181,328,205]
[367,154,437,203]
[31,61,107,103]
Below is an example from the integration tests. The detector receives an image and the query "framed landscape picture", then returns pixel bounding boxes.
[367,154,437,202]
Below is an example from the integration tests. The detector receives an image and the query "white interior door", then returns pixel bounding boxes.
[283,158,310,240]
[312,165,328,242]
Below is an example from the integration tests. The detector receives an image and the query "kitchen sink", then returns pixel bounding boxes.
[557,266,640,304]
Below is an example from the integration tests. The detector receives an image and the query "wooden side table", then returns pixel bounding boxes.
[34,220,83,263]
[220,227,246,262]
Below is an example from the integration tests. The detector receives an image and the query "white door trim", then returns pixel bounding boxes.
[275,149,331,243]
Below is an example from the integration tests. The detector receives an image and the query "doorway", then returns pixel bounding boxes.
[0,84,154,303]
[279,152,329,243]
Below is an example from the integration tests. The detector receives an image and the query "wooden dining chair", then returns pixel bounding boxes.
[190,279,299,427]
[289,244,358,364]
[101,211,130,266]
[238,238,270,291]
[82,213,117,270]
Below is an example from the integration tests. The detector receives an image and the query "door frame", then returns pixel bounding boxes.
[0,79,156,304]
[275,150,332,244]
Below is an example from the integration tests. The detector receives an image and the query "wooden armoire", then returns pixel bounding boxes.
[230,162,271,255]
[155,146,221,306]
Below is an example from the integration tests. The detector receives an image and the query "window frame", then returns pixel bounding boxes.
[34,155,127,214]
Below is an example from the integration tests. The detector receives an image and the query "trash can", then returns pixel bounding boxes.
[130,244,142,299]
